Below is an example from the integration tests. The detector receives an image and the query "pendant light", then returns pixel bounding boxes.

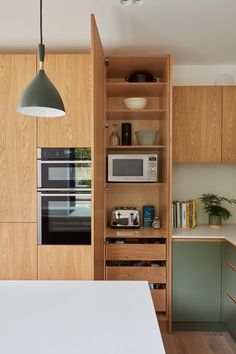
[17,0,65,117]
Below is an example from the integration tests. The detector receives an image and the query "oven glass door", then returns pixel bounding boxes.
[39,192,91,245]
[39,161,91,189]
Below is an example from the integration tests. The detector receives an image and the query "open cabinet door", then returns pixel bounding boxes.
[91,14,106,279]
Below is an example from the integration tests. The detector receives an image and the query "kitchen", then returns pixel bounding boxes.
[0,1,236,354]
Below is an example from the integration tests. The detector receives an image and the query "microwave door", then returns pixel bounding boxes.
[108,155,146,182]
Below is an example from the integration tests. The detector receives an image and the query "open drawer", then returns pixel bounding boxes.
[106,266,166,283]
[151,288,166,312]
[106,244,166,261]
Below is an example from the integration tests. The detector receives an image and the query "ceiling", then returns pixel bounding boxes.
[1,0,236,64]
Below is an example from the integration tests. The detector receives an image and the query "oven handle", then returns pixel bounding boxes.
[38,160,91,164]
[39,193,91,200]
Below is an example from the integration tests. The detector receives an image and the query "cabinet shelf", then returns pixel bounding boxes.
[106,145,166,151]
[105,227,167,239]
[106,109,165,120]
[107,82,166,97]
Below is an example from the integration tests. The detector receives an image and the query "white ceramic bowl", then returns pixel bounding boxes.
[135,130,158,145]
[123,97,147,110]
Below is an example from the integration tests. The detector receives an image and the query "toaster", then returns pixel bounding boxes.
[110,207,140,228]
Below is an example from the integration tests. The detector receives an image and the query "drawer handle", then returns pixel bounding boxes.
[226,292,236,305]
[226,261,236,272]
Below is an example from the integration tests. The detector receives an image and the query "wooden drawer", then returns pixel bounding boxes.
[106,244,166,261]
[106,266,166,283]
[151,289,166,312]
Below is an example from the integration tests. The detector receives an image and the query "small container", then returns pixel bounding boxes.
[109,124,120,146]
[152,216,161,229]
[143,205,155,227]
[122,123,132,145]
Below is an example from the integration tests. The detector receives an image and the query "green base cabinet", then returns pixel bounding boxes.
[222,243,236,341]
[173,241,222,324]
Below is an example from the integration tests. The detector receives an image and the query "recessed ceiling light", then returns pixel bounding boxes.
[120,0,132,5]
[133,0,144,5]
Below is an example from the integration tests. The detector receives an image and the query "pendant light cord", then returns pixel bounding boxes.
[40,0,43,44]
[38,0,45,64]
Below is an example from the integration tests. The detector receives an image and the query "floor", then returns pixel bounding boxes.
[161,331,236,354]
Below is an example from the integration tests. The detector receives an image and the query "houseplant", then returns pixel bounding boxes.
[199,193,236,228]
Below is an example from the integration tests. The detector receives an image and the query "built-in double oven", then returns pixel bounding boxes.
[37,148,92,245]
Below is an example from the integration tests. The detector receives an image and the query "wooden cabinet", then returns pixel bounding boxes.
[38,246,94,280]
[173,86,222,163]
[37,54,91,147]
[0,54,36,222]
[222,87,236,162]
[0,223,37,279]
[172,241,222,326]
[222,242,236,341]
[95,37,172,327]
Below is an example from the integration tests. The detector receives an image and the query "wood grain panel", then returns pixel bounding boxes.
[37,54,91,147]
[106,266,166,283]
[0,54,36,222]
[0,223,37,279]
[151,288,166,311]
[222,86,236,162]
[173,86,222,162]
[91,14,106,279]
[38,246,93,280]
[106,244,166,261]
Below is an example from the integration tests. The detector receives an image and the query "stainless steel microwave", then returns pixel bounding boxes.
[107,154,158,182]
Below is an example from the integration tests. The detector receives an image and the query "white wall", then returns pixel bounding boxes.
[173,164,236,224]
[172,65,236,225]
[173,65,236,85]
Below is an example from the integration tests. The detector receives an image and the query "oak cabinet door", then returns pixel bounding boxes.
[91,15,106,280]
[0,54,37,222]
[173,86,222,163]
[222,87,236,162]
[37,54,91,147]
[38,246,93,280]
[0,223,37,279]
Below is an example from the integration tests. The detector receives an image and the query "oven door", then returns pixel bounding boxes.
[38,192,91,245]
[38,161,91,189]
[108,154,147,182]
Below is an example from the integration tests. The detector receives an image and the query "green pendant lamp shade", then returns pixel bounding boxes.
[17,1,65,117]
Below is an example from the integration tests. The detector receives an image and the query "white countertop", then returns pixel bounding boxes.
[0,281,165,354]
[173,224,236,246]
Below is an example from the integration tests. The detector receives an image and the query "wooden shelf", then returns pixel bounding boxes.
[106,82,166,97]
[106,109,165,120]
[105,227,167,239]
[106,145,166,151]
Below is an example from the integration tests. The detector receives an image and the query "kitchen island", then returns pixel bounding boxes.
[0,281,165,354]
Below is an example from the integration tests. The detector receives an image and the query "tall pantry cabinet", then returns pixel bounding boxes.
[91,15,173,329]
[0,54,37,279]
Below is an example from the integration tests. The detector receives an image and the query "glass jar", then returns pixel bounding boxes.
[152,216,161,229]
[109,124,120,146]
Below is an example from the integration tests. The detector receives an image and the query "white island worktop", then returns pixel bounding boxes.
[173,224,236,247]
[0,281,165,354]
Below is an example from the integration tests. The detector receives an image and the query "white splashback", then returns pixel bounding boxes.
[172,164,236,224]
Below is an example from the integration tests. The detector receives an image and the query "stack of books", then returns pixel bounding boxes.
[172,200,197,228]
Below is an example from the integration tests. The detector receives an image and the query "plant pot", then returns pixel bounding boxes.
[209,214,222,228]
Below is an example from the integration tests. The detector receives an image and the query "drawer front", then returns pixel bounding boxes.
[151,289,166,312]
[223,244,236,269]
[223,262,236,298]
[106,244,166,261]
[106,266,166,283]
